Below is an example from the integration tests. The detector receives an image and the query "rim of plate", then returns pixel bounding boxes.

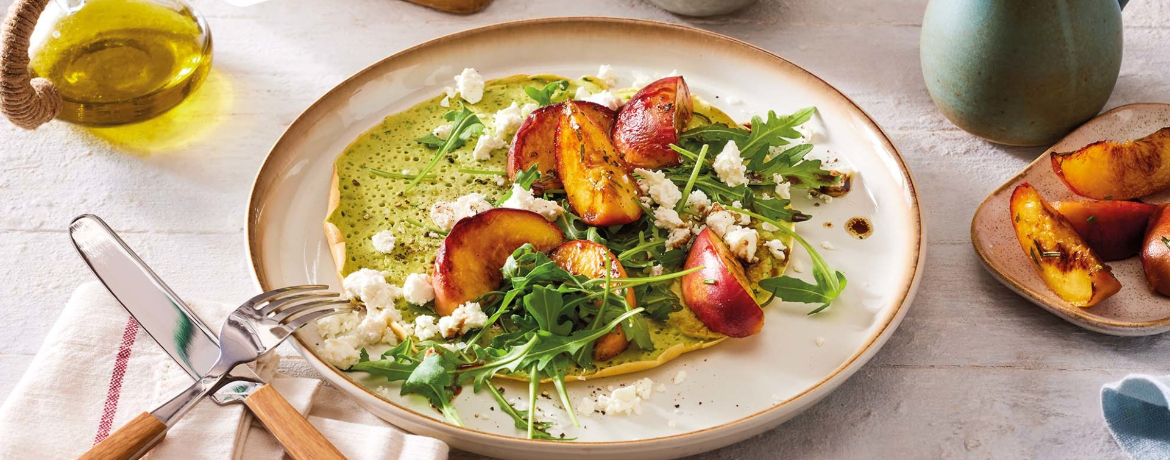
[971,102,1170,330]
[246,16,923,447]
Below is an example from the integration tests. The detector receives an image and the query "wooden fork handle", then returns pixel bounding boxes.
[77,412,167,460]
[245,383,348,460]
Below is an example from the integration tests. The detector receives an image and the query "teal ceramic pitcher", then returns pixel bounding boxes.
[921,0,1128,146]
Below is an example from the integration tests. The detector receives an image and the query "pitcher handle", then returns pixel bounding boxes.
[0,0,62,129]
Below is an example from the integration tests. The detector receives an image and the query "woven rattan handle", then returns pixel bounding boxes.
[0,0,61,129]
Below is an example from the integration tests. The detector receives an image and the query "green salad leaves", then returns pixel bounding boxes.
[352,244,697,439]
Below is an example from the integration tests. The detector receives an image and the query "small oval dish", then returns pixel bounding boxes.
[972,103,1170,336]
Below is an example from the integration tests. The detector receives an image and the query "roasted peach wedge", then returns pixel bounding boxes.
[613,76,693,169]
[507,101,616,193]
[549,240,634,361]
[1141,205,1170,296]
[555,100,643,226]
[1052,200,1160,261]
[432,208,565,316]
[680,228,763,338]
[1010,184,1121,307]
[1051,127,1170,200]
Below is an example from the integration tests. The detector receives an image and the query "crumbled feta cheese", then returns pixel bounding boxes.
[821,194,834,204]
[821,240,835,250]
[655,383,666,393]
[815,336,826,346]
[685,189,711,215]
[432,123,452,140]
[371,230,396,254]
[597,385,642,415]
[342,269,402,310]
[649,264,664,276]
[430,193,493,231]
[597,64,618,88]
[773,175,791,199]
[319,335,364,368]
[437,301,489,338]
[673,370,687,385]
[453,68,484,104]
[495,175,506,186]
[410,315,440,341]
[439,96,450,107]
[472,133,507,161]
[731,202,751,225]
[316,310,360,338]
[653,207,692,250]
[761,222,779,232]
[583,90,622,111]
[635,168,682,209]
[633,378,654,399]
[668,420,678,428]
[578,396,597,417]
[500,183,564,222]
[705,206,737,238]
[713,141,749,187]
[791,258,805,273]
[354,308,401,344]
[764,239,787,260]
[490,102,530,136]
[574,86,591,100]
[724,226,759,263]
[402,273,435,306]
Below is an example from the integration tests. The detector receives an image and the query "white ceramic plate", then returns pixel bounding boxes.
[972,103,1170,336]
[247,18,923,460]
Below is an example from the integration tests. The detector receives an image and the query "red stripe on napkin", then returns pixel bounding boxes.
[93,317,140,444]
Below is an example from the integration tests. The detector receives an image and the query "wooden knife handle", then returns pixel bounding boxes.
[245,383,348,460]
[77,412,167,460]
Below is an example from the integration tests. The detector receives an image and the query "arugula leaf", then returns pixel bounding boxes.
[523,286,574,336]
[496,165,540,206]
[524,80,569,106]
[739,108,815,167]
[484,384,562,440]
[729,206,847,313]
[401,352,461,426]
[410,105,484,191]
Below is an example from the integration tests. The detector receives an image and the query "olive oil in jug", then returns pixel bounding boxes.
[28,0,212,125]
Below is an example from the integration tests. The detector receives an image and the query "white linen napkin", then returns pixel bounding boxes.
[0,282,449,460]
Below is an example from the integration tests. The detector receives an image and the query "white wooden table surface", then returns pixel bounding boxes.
[2,0,1168,458]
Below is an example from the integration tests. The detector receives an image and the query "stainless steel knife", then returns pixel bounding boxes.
[70,214,347,460]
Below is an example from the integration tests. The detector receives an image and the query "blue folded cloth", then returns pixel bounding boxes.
[1102,374,1170,459]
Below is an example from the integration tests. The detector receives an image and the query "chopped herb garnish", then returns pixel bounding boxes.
[1163,236,1170,249]
[1086,215,1097,223]
[1041,251,1061,258]
[702,279,716,285]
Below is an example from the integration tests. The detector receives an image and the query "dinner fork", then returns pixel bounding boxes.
[79,285,354,460]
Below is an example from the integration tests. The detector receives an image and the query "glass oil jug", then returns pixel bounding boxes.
[25,0,212,125]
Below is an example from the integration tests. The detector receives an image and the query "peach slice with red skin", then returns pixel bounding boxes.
[554,100,643,226]
[507,101,616,193]
[1051,127,1170,200]
[1009,183,1121,307]
[612,76,693,169]
[1141,205,1170,296]
[680,227,763,338]
[549,240,633,361]
[1052,200,1160,261]
[432,208,565,316]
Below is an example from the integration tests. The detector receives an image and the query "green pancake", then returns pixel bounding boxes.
[324,74,792,380]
